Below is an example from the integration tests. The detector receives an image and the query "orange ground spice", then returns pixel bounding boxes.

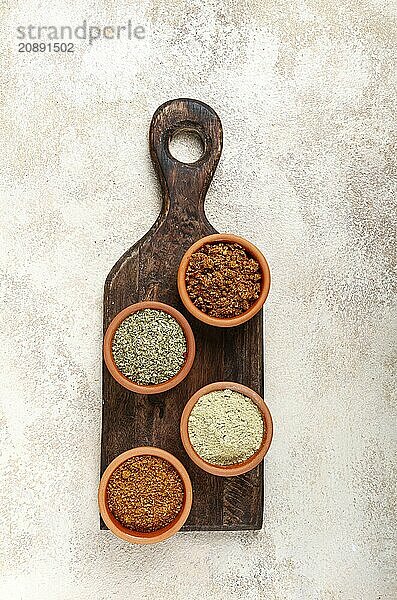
[107,456,184,532]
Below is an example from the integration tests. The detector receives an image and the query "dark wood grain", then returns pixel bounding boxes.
[100,98,264,530]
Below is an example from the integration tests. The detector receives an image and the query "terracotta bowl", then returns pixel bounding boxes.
[180,382,273,477]
[103,301,196,394]
[98,447,193,544]
[177,233,271,328]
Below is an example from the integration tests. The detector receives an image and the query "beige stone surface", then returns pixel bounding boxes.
[0,1,396,598]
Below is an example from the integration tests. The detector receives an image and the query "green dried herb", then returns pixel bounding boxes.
[112,309,187,385]
[188,389,264,465]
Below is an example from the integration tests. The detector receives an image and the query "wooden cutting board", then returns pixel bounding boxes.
[100,98,264,530]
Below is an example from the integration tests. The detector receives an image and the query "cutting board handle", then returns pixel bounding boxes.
[149,98,223,221]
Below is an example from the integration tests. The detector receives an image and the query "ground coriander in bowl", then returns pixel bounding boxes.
[107,455,184,532]
[99,447,193,544]
[187,388,264,466]
[112,308,187,385]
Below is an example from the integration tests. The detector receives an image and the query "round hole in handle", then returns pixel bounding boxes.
[168,128,205,164]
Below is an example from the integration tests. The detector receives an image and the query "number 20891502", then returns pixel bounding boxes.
[18,42,74,53]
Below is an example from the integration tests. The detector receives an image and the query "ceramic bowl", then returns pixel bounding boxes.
[98,447,193,544]
[180,381,273,477]
[177,233,270,328]
[103,301,196,394]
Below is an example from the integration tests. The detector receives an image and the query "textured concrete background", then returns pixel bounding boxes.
[0,1,396,598]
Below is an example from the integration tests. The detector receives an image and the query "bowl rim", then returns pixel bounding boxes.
[177,233,271,328]
[180,381,273,477]
[103,301,196,394]
[98,446,193,544]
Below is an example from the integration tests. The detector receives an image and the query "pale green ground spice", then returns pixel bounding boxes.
[188,389,264,465]
[112,309,187,385]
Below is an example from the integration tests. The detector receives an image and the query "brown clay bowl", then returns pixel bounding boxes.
[98,447,193,544]
[103,301,196,394]
[177,233,271,328]
[180,381,273,477]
